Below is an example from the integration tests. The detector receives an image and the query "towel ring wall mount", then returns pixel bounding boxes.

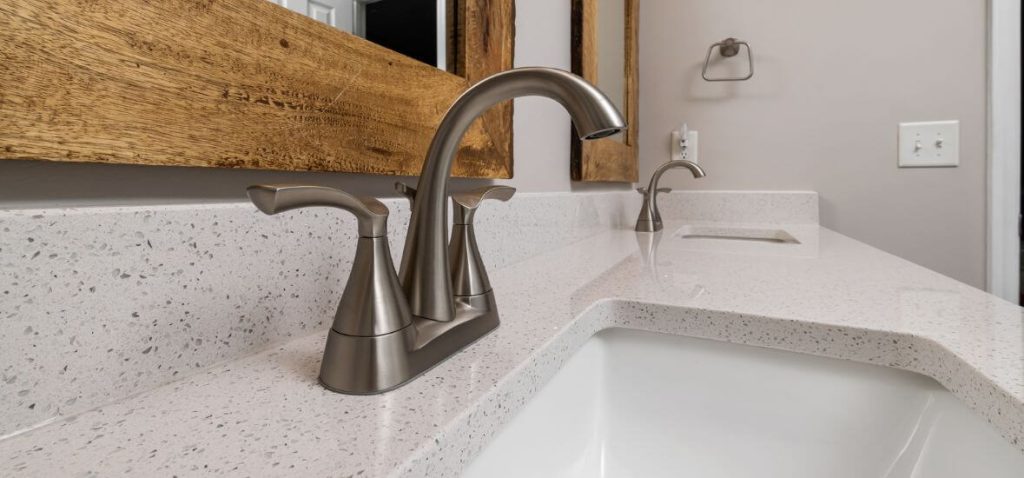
[701,37,754,82]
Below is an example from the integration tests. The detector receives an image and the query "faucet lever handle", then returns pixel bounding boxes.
[449,185,516,297]
[451,185,516,224]
[247,184,389,238]
[247,183,411,338]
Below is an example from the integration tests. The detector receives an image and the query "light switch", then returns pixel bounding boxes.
[898,120,959,167]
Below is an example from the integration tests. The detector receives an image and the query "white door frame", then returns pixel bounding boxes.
[987,0,1021,303]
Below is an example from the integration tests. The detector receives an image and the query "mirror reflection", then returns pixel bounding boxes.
[596,0,626,142]
[269,0,452,71]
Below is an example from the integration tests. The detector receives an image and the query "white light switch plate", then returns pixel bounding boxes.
[898,120,959,167]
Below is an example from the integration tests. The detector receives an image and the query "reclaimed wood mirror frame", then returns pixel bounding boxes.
[0,0,514,178]
[570,0,639,182]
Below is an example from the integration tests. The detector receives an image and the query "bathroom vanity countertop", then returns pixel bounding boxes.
[2,222,1022,476]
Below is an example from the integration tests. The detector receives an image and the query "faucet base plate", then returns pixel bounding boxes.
[319,291,500,394]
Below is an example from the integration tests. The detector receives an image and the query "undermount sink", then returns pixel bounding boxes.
[464,329,1024,477]
[676,224,800,244]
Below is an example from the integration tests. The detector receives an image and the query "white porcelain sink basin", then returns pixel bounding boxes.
[464,329,1024,477]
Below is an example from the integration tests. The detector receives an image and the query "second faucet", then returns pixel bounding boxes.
[635,159,707,232]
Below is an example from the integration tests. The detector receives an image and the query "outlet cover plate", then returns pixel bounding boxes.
[672,130,699,163]
[898,120,960,167]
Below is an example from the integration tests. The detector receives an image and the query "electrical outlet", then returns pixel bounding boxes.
[898,120,959,167]
[671,129,699,163]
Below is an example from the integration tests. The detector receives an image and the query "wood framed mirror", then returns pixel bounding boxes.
[570,0,639,182]
[0,0,513,178]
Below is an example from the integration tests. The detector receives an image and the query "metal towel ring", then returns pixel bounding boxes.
[701,37,754,82]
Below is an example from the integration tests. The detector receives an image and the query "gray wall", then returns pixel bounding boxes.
[0,0,624,209]
[639,0,988,287]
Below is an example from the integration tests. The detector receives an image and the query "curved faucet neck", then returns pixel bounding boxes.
[647,160,704,195]
[400,68,626,321]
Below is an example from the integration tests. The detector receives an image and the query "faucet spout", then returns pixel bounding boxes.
[401,67,626,321]
[647,159,706,193]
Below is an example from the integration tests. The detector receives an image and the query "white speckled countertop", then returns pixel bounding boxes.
[1,192,1022,476]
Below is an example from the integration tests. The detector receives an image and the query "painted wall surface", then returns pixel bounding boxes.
[0,0,624,208]
[639,0,988,287]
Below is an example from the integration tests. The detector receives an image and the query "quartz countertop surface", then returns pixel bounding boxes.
[2,221,1022,477]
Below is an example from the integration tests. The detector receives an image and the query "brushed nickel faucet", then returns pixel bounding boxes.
[635,159,706,232]
[247,68,625,394]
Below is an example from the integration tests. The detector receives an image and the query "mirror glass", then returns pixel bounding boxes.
[268,0,453,71]
[596,0,626,141]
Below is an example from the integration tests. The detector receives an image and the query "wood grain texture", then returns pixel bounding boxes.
[0,0,513,178]
[570,0,639,182]
[458,0,515,174]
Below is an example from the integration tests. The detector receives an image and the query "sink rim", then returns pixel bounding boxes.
[464,325,1024,477]
[421,299,1024,478]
